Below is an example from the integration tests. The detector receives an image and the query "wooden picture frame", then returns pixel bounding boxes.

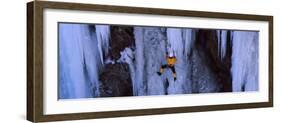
[27,1,273,122]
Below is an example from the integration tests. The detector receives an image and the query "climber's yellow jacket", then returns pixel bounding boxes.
[166,56,177,66]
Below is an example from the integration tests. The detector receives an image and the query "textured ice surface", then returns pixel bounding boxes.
[231,31,259,91]
[59,23,101,99]
[133,27,146,95]
[166,28,192,94]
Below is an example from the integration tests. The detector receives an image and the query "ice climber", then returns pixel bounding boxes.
[157,50,177,81]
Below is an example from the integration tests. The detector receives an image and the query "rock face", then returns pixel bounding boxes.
[109,26,135,60]
[99,26,135,97]
[193,29,232,92]
[218,30,233,92]
[99,63,133,97]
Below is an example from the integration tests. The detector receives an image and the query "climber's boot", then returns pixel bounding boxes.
[157,72,162,76]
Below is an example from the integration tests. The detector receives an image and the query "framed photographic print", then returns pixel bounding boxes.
[27,0,273,122]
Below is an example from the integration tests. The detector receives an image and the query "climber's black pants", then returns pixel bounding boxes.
[160,65,176,78]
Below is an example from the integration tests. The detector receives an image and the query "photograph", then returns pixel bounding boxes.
[58,23,259,99]
[26,1,273,122]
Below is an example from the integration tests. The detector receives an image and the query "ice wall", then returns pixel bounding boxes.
[143,28,167,95]
[166,28,192,94]
[231,31,259,91]
[59,24,102,99]
[133,27,146,95]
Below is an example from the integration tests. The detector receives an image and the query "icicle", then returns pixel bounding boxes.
[217,30,221,57]
[95,25,110,64]
[167,28,184,57]
[86,29,103,97]
[217,30,228,60]
[183,29,194,56]
[231,31,259,92]
[220,30,228,60]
